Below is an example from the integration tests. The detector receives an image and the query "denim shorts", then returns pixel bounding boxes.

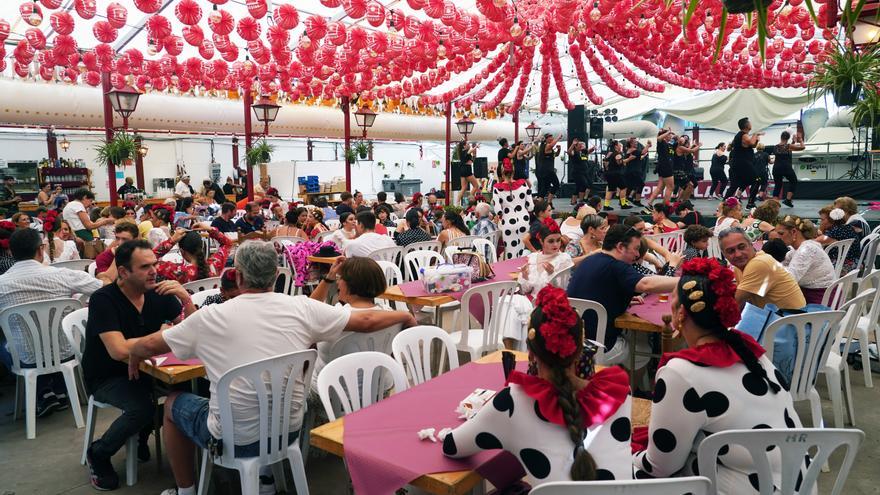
[171,392,298,458]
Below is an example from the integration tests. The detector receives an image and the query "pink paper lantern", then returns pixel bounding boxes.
[49,11,75,35]
[274,4,299,29]
[92,20,118,43]
[236,16,261,41]
[74,0,96,19]
[106,2,127,29]
[134,0,161,13]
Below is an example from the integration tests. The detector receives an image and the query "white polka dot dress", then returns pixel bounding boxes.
[443,367,633,486]
[633,349,812,495]
[493,179,534,260]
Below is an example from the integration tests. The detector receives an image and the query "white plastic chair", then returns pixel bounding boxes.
[697,428,864,495]
[62,308,140,486]
[87,261,97,277]
[191,289,221,308]
[443,245,459,263]
[447,235,481,249]
[325,219,340,230]
[276,266,300,296]
[375,261,406,310]
[483,229,501,249]
[197,349,318,495]
[316,351,408,422]
[449,281,519,361]
[273,236,307,246]
[392,325,460,386]
[50,259,93,272]
[855,233,880,278]
[182,277,222,294]
[1,298,85,439]
[761,310,845,430]
[403,249,444,282]
[314,231,335,242]
[821,271,858,310]
[852,270,880,388]
[568,298,609,364]
[403,240,442,256]
[367,246,404,267]
[707,236,723,260]
[530,477,712,495]
[825,238,855,278]
[822,289,874,427]
[645,230,684,254]
[549,266,573,290]
[472,237,498,264]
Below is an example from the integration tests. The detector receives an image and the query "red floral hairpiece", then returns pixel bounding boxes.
[723,197,740,209]
[0,220,14,231]
[680,258,740,328]
[533,286,580,358]
[123,201,136,209]
[537,217,560,241]
[44,210,61,232]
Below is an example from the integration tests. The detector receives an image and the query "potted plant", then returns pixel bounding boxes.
[95,131,137,167]
[443,204,464,216]
[355,140,370,160]
[344,146,358,164]
[851,86,880,128]
[246,139,274,166]
[808,43,880,107]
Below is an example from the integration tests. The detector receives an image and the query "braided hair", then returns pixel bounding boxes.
[526,287,597,481]
[677,259,780,394]
[44,211,62,263]
[179,231,209,280]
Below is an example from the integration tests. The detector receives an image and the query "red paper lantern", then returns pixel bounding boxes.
[343,0,367,19]
[41,0,62,8]
[0,19,9,42]
[21,2,43,26]
[247,0,268,19]
[304,15,328,40]
[49,11,75,35]
[53,34,76,56]
[74,0,96,19]
[85,71,100,86]
[207,9,234,35]
[327,22,347,45]
[199,39,215,59]
[39,65,55,81]
[221,44,239,61]
[25,28,47,49]
[174,0,201,25]
[146,15,172,40]
[14,62,30,78]
[320,0,342,6]
[366,1,385,27]
[164,35,184,56]
[92,20,118,43]
[236,16,261,41]
[106,2,127,29]
[181,25,203,46]
[134,0,161,13]
[273,4,299,29]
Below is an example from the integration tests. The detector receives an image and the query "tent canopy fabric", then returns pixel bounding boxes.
[658,88,810,133]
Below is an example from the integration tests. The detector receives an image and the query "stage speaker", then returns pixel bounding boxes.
[589,117,604,139]
[473,157,488,179]
[567,104,587,143]
[450,162,461,190]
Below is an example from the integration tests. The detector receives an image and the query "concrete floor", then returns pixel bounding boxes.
[0,369,877,495]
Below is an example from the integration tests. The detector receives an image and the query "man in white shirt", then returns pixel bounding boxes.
[128,240,416,495]
[344,211,395,258]
[0,229,110,416]
[174,175,193,200]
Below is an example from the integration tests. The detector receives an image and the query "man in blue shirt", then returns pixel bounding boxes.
[234,202,264,234]
[210,202,237,233]
[567,224,678,368]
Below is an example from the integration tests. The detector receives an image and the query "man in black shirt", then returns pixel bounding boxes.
[335,191,355,216]
[203,179,226,204]
[724,117,764,209]
[116,177,140,198]
[81,240,196,490]
[234,201,265,234]
[210,202,237,233]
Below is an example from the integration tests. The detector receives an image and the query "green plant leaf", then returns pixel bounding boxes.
[802,0,819,25]
[682,0,700,29]
[755,0,768,60]
[713,9,729,63]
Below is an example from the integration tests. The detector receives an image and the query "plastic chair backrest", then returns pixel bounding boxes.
[825,238,855,278]
[835,289,875,359]
[568,298,608,363]
[325,219,340,231]
[403,250,444,282]
[214,349,318,466]
[392,325,460,386]
[856,234,880,276]
[447,235,481,249]
[276,266,298,296]
[273,236,307,246]
[443,245,458,263]
[314,231,335,242]
[472,238,498,264]
[549,266,573,290]
[404,240,442,256]
[762,310,845,402]
[60,307,89,363]
[190,289,221,308]
[707,236,722,260]
[87,262,97,277]
[182,277,222,294]
[0,298,83,373]
[375,261,405,310]
[646,230,684,254]
[324,324,402,369]
[368,246,404,267]
[821,271,858,310]
[50,259,93,272]
[529,477,712,495]
[455,281,519,348]
[857,269,880,329]
[697,428,864,495]
[317,351,408,421]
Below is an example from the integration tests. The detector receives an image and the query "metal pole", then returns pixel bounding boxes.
[445,102,452,202]
[243,88,254,201]
[46,128,58,163]
[342,96,352,192]
[101,72,119,206]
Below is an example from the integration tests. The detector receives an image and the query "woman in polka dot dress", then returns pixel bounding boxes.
[443,287,633,486]
[633,258,810,494]
[493,158,534,260]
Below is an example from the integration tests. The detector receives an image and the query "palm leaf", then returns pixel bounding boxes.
[713,9,729,63]
[682,0,701,35]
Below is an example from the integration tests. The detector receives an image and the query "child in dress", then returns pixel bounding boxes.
[682,225,713,261]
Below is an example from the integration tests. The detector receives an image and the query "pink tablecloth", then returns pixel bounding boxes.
[397,257,528,300]
[343,360,528,495]
[153,352,203,367]
[626,293,672,327]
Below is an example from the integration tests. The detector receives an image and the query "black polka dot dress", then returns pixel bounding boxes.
[443,368,633,485]
[492,179,534,260]
[633,346,809,494]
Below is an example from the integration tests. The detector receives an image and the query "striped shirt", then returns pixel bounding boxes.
[0,260,102,364]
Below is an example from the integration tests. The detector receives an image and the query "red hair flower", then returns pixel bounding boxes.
[533,286,579,358]
[0,220,14,230]
[680,258,740,329]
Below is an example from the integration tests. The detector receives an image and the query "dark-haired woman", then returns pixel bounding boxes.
[394,208,432,247]
[443,286,632,484]
[62,188,114,241]
[773,131,805,208]
[709,143,728,200]
[0,220,16,275]
[603,140,633,211]
[154,227,232,284]
[273,208,309,239]
[42,211,80,264]
[457,140,481,207]
[493,158,534,259]
[633,258,804,493]
[651,203,679,234]
[147,206,174,247]
[437,211,470,248]
[523,200,553,252]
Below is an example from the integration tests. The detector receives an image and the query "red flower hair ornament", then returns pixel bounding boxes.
[678,258,740,329]
[529,286,580,359]
[535,217,560,242]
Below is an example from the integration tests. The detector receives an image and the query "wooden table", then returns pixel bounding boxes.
[308,255,342,265]
[309,350,651,495]
[139,360,206,385]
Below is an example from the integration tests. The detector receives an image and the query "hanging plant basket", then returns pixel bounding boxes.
[355,140,370,160]
[722,0,772,14]
[246,139,274,166]
[833,83,862,107]
[95,131,136,168]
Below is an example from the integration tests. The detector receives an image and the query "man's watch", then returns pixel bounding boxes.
[323,276,337,283]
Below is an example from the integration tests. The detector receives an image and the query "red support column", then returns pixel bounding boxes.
[306,138,313,161]
[693,124,700,164]
[445,102,452,202]
[243,89,254,201]
[232,136,240,176]
[101,72,119,206]
[134,135,145,191]
[342,96,352,192]
[513,111,519,144]
[46,129,58,163]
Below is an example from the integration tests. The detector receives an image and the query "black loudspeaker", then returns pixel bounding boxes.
[567,104,587,144]
[473,157,488,179]
[450,162,461,190]
[589,117,604,139]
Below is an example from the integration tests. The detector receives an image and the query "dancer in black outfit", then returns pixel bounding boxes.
[772,131,805,207]
[754,143,772,200]
[709,143,728,199]
[536,133,562,201]
[603,140,633,211]
[456,140,481,207]
[567,138,595,205]
[674,135,700,201]
[645,128,675,210]
[625,137,651,208]
[724,117,763,209]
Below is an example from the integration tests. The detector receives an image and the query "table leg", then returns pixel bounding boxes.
[627,332,637,391]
